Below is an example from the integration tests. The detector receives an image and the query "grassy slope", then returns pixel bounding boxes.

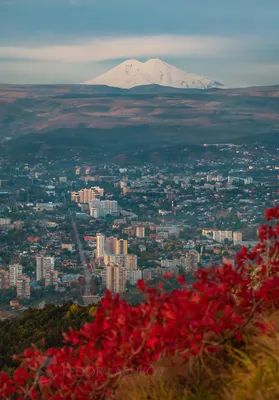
[116,313,279,399]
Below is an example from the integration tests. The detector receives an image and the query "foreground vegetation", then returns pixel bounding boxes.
[117,319,279,400]
[0,206,278,399]
[0,303,94,372]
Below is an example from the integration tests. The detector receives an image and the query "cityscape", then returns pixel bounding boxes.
[0,0,278,398]
[0,142,277,312]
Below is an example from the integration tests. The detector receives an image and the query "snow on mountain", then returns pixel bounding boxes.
[82,58,225,90]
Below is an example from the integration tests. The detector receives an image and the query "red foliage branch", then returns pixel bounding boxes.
[0,207,279,399]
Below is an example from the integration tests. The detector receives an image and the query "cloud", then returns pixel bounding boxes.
[0,35,252,64]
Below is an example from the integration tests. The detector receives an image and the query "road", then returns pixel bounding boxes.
[70,211,91,296]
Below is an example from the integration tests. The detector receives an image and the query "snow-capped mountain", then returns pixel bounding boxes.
[82,58,224,90]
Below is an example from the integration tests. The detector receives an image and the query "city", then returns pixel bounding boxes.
[0,1,279,396]
[0,142,277,312]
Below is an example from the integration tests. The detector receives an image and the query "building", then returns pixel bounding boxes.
[185,250,199,272]
[136,226,145,238]
[143,267,179,280]
[62,243,75,252]
[104,253,126,267]
[71,192,80,203]
[36,256,55,282]
[71,187,104,204]
[213,230,233,243]
[9,264,23,287]
[36,203,60,212]
[59,176,67,184]
[100,200,119,216]
[0,270,10,289]
[16,275,31,299]
[96,233,105,259]
[45,270,59,289]
[115,239,128,255]
[125,254,138,270]
[202,228,213,238]
[0,218,11,226]
[233,231,243,245]
[244,177,253,185]
[10,300,20,308]
[161,258,185,268]
[89,207,100,218]
[106,264,127,293]
[105,236,117,254]
[88,199,119,217]
[126,269,142,285]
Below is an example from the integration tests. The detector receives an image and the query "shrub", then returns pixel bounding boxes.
[0,206,278,399]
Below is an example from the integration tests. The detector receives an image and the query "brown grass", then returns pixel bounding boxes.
[116,313,279,400]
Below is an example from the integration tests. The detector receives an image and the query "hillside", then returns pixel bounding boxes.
[0,303,95,372]
[0,83,279,162]
[0,207,279,399]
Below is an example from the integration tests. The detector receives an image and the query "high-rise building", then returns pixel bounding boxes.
[104,253,126,267]
[185,250,199,272]
[126,269,142,285]
[92,187,104,196]
[36,256,55,282]
[45,270,59,289]
[106,264,126,293]
[16,275,31,299]
[9,264,23,287]
[136,226,145,238]
[105,236,117,254]
[110,200,119,213]
[125,254,138,270]
[96,234,105,259]
[115,239,128,255]
[71,187,104,204]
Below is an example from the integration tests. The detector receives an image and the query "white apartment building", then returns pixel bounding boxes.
[213,230,233,243]
[36,256,55,281]
[96,233,105,259]
[161,258,185,268]
[9,264,23,287]
[126,269,142,285]
[136,226,145,238]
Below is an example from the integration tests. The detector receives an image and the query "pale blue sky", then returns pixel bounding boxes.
[0,0,278,86]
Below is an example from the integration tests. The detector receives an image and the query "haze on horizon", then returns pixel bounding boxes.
[0,0,278,87]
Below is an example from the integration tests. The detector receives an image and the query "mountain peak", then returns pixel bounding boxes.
[121,59,142,65]
[82,59,225,90]
[145,58,164,63]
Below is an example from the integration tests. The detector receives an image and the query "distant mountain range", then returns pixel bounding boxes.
[82,58,225,90]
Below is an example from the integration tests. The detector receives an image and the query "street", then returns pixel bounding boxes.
[70,211,91,296]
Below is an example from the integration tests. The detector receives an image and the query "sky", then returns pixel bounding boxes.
[0,0,278,87]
